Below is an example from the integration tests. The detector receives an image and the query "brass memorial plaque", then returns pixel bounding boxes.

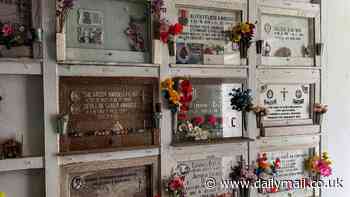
[59,77,159,152]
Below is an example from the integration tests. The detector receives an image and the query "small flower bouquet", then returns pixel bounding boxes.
[255,153,281,193]
[56,0,76,33]
[229,88,254,131]
[164,173,186,197]
[226,22,256,59]
[0,22,34,50]
[160,21,184,56]
[161,78,193,113]
[230,159,257,197]
[252,105,269,128]
[313,103,328,125]
[305,152,332,177]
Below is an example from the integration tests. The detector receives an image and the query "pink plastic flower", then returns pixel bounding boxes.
[318,162,332,177]
[2,24,14,37]
[207,115,217,126]
[193,116,205,126]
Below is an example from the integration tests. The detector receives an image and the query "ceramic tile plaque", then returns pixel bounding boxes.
[260,13,316,66]
[174,79,243,143]
[61,0,151,63]
[59,77,159,153]
[259,84,312,125]
[176,7,241,65]
[259,149,312,193]
[176,156,236,196]
[61,157,159,197]
[69,166,151,197]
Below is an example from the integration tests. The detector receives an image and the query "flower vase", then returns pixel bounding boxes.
[56,33,66,61]
[239,187,250,197]
[153,21,161,39]
[315,113,323,125]
[168,40,175,56]
[239,41,249,59]
[256,114,262,128]
[242,111,248,131]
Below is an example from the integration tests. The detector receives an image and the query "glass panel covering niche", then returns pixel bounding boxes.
[176,7,241,65]
[261,14,315,59]
[65,0,151,62]
[174,79,243,143]
[69,166,152,197]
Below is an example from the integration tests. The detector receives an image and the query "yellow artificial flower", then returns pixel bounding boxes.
[161,78,174,90]
[241,23,251,33]
[169,89,180,104]
[232,34,241,43]
[0,192,6,197]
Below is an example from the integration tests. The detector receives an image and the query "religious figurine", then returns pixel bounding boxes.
[111,121,125,135]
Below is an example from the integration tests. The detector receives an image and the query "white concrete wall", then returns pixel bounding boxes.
[322,0,350,196]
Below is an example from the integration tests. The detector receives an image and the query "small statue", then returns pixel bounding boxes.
[111,121,125,135]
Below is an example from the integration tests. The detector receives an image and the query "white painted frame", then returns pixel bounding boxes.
[257,69,321,136]
[257,134,320,197]
[257,0,321,67]
[169,0,248,67]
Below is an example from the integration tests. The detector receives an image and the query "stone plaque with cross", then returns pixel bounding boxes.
[259,84,311,122]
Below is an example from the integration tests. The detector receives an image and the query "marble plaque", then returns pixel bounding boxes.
[259,84,311,122]
[262,149,311,192]
[176,156,235,197]
[261,14,313,58]
[69,166,152,197]
[176,7,241,65]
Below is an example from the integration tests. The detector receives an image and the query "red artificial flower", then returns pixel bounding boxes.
[180,79,193,93]
[169,23,183,36]
[169,176,184,191]
[180,104,189,112]
[2,24,14,37]
[180,94,192,103]
[193,116,205,126]
[178,112,188,121]
[207,115,217,126]
[160,31,169,43]
[274,158,281,169]
[270,186,279,193]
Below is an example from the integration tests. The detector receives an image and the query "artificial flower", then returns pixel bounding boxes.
[180,79,192,93]
[207,115,217,126]
[161,78,174,90]
[160,31,169,43]
[241,23,251,33]
[169,175,184,191]
[169,89,180,104]
[169,23,183,36]
[193,116,205,126]
[2,24,14,37]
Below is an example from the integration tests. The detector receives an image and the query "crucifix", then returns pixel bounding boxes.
[280,88,288,101]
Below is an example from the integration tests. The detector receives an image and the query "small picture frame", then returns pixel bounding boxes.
[78,9,104,26]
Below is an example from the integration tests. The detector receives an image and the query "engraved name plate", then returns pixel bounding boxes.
[259,84,311,123]
[59,77,158,152]
[176,7,241,65]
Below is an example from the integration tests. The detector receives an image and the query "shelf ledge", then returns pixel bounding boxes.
[58,146,160,165]
[171,137,254,148]
[0,156,44,172]
[0,58,42,75]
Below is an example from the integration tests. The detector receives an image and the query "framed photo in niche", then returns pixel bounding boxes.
[61,156,159,197]
[257,2,321,66]
[59,77,159,153]
[257,69,320,137]
[57,0,152,64]
[172,78,245,144]
[0,0,41,58]
[172,0,247,66]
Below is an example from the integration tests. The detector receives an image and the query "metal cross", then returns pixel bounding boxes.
[280,88,288,101]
